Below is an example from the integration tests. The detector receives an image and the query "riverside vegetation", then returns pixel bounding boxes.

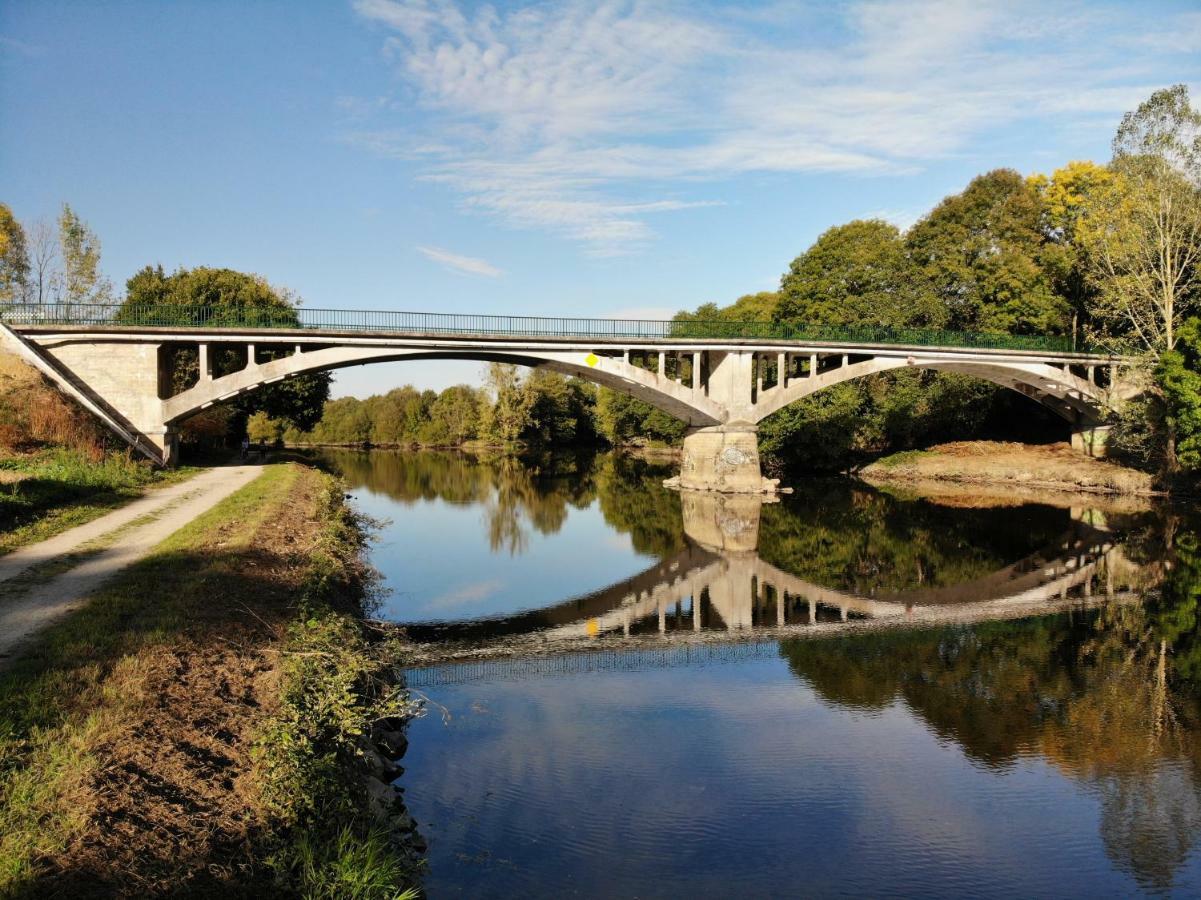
[0,460,423,898]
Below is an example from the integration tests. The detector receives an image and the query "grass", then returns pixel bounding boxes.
[253,477,420,899]
[0,464,294,891]
[0,461,420,898]
[0,448,200,555]
[873,449,936,469]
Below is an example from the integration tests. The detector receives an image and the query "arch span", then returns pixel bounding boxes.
[747,354,1116,425]
[161,343,726,428]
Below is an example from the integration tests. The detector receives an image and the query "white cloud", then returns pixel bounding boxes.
[351,0,1199,253]
[424,578,506,610]
[416,244,504,277]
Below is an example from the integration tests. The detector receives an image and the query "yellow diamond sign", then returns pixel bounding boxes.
[585,353,599,367]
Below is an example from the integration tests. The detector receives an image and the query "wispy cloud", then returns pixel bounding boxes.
[424,578,505,610]
[350,0,1199,253]
[416,245,504,277]
[0,35,44,57]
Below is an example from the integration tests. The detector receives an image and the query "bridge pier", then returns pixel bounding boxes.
[667,424,783,494]
[1071,424,1111,458]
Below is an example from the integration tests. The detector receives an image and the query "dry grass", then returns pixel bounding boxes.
[862,440,1157,496]
[0,351,109,458]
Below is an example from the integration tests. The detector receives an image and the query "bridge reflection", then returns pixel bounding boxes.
[404,490,1146,647]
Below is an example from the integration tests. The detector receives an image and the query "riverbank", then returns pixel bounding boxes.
[859,441,1157,496]
[0,461,421,898]
[0,448,198,555]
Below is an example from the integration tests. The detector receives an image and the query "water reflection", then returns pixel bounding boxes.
[319,450,1201,896]
[320,448,1161,648]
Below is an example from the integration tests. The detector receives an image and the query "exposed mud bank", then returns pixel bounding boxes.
[860,441,1157,497]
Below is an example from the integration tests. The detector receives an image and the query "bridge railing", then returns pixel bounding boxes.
[0,302,1081,352]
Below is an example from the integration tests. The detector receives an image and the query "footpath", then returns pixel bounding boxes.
[0,464,262,665]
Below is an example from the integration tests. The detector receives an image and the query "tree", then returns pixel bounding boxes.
[906,170,1069,335]
[1029,160,1113,347]
[776,220,936,327]
[25,219,60,304]
[1078,86,1201,355]
[121,265,331,431]
[57,204,112,305]
[245,411,286,444]
[1113,83,1201,178]
[421,385,484,444]
[1158,318,1201,472]
[676,291,778,323]
[482,363,535,444]
[0,203,29,304]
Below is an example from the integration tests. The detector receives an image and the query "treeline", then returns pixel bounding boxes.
[272,363,684,450]
[649,85,1201,480]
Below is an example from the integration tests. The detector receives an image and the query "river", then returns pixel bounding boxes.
[320,447,1201,898]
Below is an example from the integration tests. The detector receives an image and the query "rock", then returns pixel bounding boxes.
[373,724,409,759]
[365,777,401,819]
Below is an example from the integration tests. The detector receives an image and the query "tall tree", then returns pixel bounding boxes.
[1157,318,1201,473]
[57,204,112,304]
[776,219,937,327]
[1079,86,1201,355]
[25,219,61,304]
[122,265,330,430]
[1029,161,1113,348]
[0,203,29,304]
[482,363,535,444]
[906,170,1069,335]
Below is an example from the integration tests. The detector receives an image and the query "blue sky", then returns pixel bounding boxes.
[2,0,1199,396]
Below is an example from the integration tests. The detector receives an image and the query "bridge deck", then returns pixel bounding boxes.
[1,303,1116,359]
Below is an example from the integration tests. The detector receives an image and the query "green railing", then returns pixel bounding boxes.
[0,303,1082,352]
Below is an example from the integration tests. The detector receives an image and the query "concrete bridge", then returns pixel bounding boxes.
[0,305,1137,491]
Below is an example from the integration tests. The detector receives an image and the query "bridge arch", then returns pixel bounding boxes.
[747,354,1117,426]
[160,342,727,428]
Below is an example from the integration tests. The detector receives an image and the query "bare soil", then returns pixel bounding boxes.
[31,467,327,896]
[860,441,1157,497]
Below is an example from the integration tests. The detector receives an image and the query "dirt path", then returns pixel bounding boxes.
[0,464,263,665]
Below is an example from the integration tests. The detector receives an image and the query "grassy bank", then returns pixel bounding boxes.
[0,448,199,555]
[0,461,420,898]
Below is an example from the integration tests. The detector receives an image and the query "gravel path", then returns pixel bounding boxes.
[0,465,263,666]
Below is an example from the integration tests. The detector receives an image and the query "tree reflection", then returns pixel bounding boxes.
[782,511,1201,891]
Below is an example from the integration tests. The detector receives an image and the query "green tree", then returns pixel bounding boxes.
[0,203,29,304]
[776,219,936,327]
[906,169,1069,334]
[1078,86,1201,355]
[245,411,285,444]
[1158,318,1201,472]
[121,265,331,431]
[57,204,112,305]
[482,363,535,444]
[676,291,779,323]
[595,388,686,445]
[420,385,485,444]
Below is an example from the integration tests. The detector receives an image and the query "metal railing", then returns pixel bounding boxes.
[0,302,1083,352]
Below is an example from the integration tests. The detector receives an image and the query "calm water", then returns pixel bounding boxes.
[321,448,1201,897]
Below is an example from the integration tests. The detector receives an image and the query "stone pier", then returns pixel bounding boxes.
[666,425,783,494]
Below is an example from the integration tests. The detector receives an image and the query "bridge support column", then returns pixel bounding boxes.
[1071,424,1111,458]
[668,424,782,494]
